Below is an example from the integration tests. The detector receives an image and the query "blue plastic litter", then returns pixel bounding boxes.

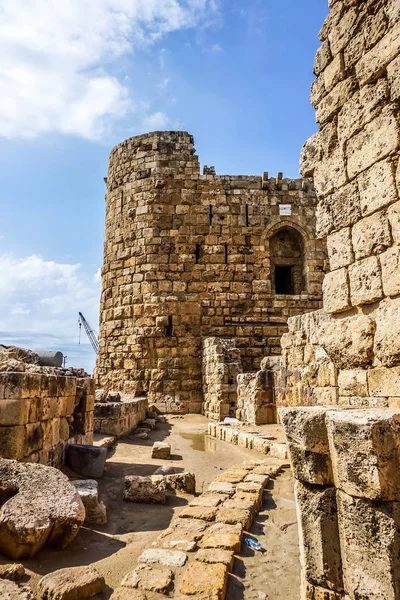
[244,537,264,552]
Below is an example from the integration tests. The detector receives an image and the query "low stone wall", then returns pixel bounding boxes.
[275,310,400,410]
[236,357,279,424]
[0,371,94,467]
[110,459,284,599]
[280,406,400,599]
[202,338,243,421]
[207,423,288,459]
[94,396,148,436]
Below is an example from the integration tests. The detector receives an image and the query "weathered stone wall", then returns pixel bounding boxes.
[277,0,400,411]
[0,372,94,467]
[94,131,325,413]
[94,395,148,436]
[202,338,243,421]
[281,406,400,600]
[236,360,277,425]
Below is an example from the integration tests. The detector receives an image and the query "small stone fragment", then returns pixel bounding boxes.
[72,480,107,525]
[165,472,196,494]
[0,564,25,582]
[151,442,171,460]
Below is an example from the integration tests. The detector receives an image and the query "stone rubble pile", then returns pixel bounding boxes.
[112,459,286,599]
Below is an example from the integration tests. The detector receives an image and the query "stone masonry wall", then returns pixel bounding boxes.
[281,406,400,600]
[94,395,148,436]
[94,131,325,413]
[0,372,94,467]
[276,0,400,411]
[202,337,243,421]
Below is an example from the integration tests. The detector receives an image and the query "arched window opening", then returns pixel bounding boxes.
[269,227,306,295]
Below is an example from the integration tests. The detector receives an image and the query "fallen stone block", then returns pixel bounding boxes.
[72,480,107,525]
[151,441,171,460]
[110,588,147,600]
[0,458,85,560]
[121,564,173,594]
[165,472,196,495]
[295,481,343,591]
[179,561,228,599]
[0,564,25,582]
[153,465,176,475]
[138,548,187,567]
[0,580,35,600]
[66,444,107,478]
[124,475,166,504]
[326,409,400,500]
[142,418,156,430]
[337,489,400,600]
[37,566,105,600]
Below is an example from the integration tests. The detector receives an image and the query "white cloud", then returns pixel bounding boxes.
[142,111,171,130]
[0,0,219,140]
[0,253,101,371]
[209,43,223,52]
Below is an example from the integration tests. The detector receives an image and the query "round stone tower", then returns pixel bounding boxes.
[95,130,325,414]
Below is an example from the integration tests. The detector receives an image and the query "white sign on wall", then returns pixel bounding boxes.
[279,204,292,216]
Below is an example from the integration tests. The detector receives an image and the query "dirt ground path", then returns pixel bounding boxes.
[10,415,300,599]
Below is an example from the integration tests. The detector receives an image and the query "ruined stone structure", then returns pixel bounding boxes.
[0,371,94,467]
[277,1,400,599]
[277,0,400,411]
[94,132,325,413]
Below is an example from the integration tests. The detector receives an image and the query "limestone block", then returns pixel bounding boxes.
[196,548,234,570]
[348,256,383,306]
[199,522,243,553]
[37,566,105,600]
[337,490,400,599]
[326,228,353,271]
[295,481,342,591]
[326,409,400,500]
[179,505,217,521]
[352,211,391,260]
[316,182,360,237]
[138,548,187,567]
[156,516,207,551]
[358,158,398,216]
[165,472,196,494]
[316,77,356,124]
[121,564,173,594]
[380,247,400,297]
[0,426,26,460]
[388,200,400,244]
[319,313,375,369]
[151,441,171,460]
[72,480,107,525]
[368,367,400,397]
[208,481,235,496]
[0,564,25,582]
[337,370,368,397]
[0,581,35,600]
[313,147,347,202]
[346,106,400,180]
[269,443,288,459]
[388,55,400,101]
[124,475,167,504]
[179,561,228,599]
[314,41,332,76]
[322,269,350,314]
[374,297,400,367]
[0,458,85,560]
[324,53,345,92]
[301,578,347,600]
[280,407,334,485]
[356,24,400,85]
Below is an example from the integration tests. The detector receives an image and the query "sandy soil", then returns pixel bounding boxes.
[5,416,300,599]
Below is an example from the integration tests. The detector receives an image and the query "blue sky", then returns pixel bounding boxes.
[0,0,328,373]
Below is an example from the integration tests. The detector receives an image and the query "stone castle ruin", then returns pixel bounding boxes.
[93,132,326,415]
[2,1,400,599]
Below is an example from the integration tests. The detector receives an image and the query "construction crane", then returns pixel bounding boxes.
[78,312,99,353]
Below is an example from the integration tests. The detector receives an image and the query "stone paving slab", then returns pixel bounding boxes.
[110,458,286,600]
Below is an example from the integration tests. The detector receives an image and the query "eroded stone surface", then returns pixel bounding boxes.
[37,566,105,600]
[124,476,167,504]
